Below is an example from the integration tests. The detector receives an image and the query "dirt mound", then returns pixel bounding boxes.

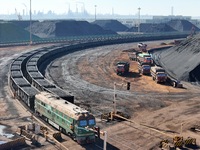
[167,19,200,32]
[0,22,39,43]
[92,19,129,32]
[26,20,117,38]
[154,33,200,83]
[127,23,176,33]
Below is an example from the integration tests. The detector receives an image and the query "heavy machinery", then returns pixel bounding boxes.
[137,53,153,65]
[116,61,130,75]
[150,66,167,83]
[138,43,147,52]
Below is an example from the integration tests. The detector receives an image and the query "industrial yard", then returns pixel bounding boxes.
[0,38,200,150]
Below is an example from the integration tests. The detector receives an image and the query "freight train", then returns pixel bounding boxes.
[8,42,103,144]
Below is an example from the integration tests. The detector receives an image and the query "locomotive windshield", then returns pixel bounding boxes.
[88,119,95,125]
[79,120,87,127]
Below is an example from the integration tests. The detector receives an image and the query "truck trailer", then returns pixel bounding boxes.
[137,53,153,65]
[138,62,151,75]
[150,66,167,83]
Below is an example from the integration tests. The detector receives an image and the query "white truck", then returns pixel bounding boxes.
[138,43,147,52]
[150,66,167,83]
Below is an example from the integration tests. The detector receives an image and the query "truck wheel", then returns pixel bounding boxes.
[173,82,177,88]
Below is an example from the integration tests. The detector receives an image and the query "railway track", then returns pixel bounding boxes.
[9,39,139,149]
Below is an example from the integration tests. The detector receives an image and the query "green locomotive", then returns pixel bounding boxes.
[35,91,97,144]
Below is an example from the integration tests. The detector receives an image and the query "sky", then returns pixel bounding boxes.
[0,0,199,17]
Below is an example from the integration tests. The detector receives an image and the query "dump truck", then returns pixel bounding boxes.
[138,62,151,75]
[116,62,129,75]
[128,51,142,61]
[137,53,153,65]
[150,66,167,83]
[138,43,147,52]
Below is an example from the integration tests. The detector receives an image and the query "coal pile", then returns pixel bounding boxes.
[26,20,117,38]
[167,19,200,32]
[127,23,176,33]
[0,22,39,43]
[92,20,129,32]
[25,21,56,38]
[55,20,117,36]
[9,20,39,28]
[154,33,200,83]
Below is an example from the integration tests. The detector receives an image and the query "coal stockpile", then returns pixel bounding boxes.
[153,33,200,83]
[55,20,117,36]
[26,20,117,38]
[92,20,129,32]
[9,20,38,29]
[25,21,56,38]
[167,19,200,32]
[0,22,39,43]
[127,23,176,33]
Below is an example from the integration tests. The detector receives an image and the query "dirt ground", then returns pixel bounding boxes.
[47,40,200,150]
[0,40,200,150]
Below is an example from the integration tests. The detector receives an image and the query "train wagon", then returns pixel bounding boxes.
[34,91,97,144]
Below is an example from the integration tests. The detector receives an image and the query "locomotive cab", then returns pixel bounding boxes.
[75,113,96,144]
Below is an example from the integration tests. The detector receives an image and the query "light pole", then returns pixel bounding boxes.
[94,5,97,21]
[29,0,32,45]
[22,3,28,16]
[138,7,141,33]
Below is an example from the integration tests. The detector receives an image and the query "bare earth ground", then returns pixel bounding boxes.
[47,41,200,149]
[0,41,200,150]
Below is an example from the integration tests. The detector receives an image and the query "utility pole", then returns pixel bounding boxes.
[113,82,116,115]
[29,0,32,45]
[112,82,130,120]
[94,5,97,21]
[138,7,141,33]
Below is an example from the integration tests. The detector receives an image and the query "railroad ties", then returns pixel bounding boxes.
[15,123,65,147]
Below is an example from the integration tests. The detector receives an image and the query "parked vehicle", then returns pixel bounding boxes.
[128,51,142,61]
[116,62,130,75]
[137,53,153,65]
[138,43,147,52]
[138,62,151,75]
[150,66,167,83]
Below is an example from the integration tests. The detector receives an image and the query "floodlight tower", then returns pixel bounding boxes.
[138,7,141,33]
[29,0,32,45]
[94,5,97,21]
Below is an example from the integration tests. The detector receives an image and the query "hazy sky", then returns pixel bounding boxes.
[0,0,199,17]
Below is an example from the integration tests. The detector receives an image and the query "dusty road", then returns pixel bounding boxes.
[0,40,200,150]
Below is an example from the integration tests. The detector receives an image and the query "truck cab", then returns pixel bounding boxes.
[138,62,151,75]
[151,66,167,83]
[138,43,147,52]
[116,62,130,75]
[155,72,167,83]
